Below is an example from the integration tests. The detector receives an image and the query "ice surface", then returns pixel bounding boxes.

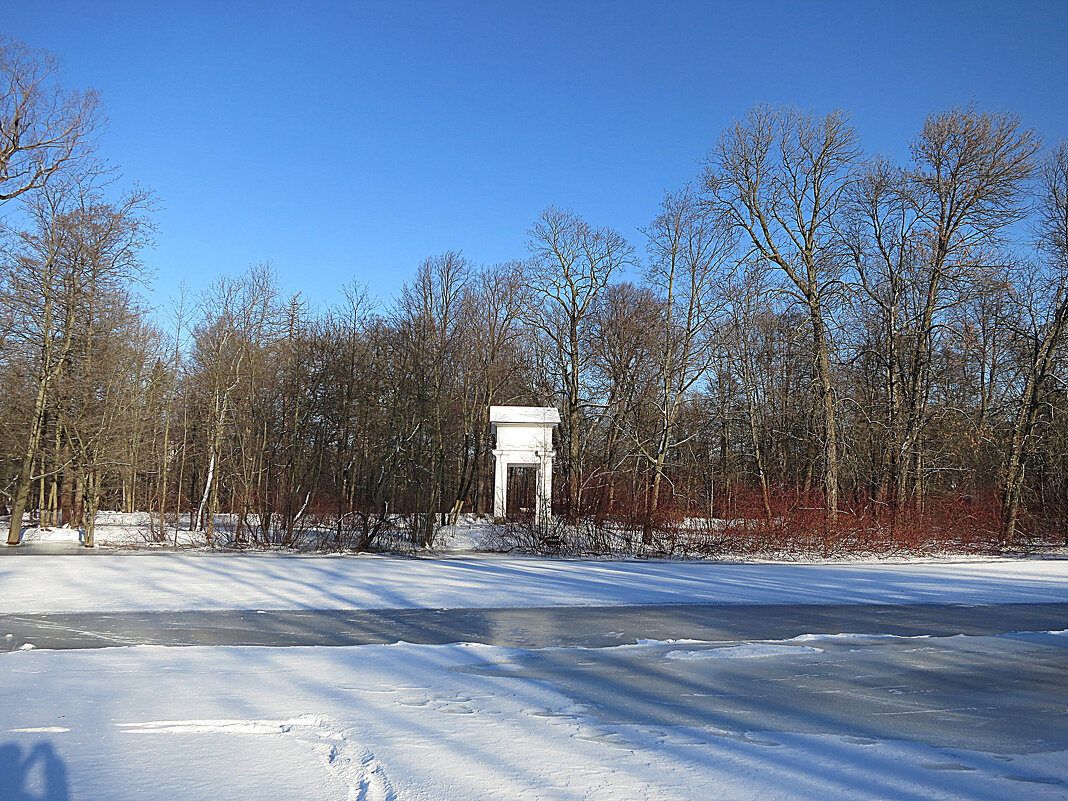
[664,643,824,659]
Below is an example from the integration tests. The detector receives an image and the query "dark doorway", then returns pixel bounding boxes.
[507,465,537,520]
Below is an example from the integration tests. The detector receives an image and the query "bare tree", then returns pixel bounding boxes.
[588,281,661,524]
[153,291,188,537]
[525,207,633,524]
[62,293,159,546]
[395,252,470,544]
[726,263,776,525]
[704,105,860,522]
[896,108,1038,509]
[2,181,153,545]
[842,159,921,511]
[188,266,279,542]
[456,262,530,521]
[639,186,734,540]
[0,39,99,202]
[1003,143,1068,544]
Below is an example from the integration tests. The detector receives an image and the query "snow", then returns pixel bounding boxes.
[20,512,209,547]
[3,552,1068,614]
[433,515,494,550]
[3,539,1066,799]
[20,512,497,550]
[15,510,1068,558]
[19,525,83,544]
[3,634,1066,800]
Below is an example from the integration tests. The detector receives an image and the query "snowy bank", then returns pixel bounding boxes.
[3,553,1067,613]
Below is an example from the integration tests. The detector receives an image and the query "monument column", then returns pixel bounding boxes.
[492,449,508,523]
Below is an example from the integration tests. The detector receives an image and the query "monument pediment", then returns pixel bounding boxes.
[490,406,562,426]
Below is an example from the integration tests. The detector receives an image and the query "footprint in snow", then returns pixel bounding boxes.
[573,726,631,749]
[436,703,475,715]
[394,696,430,707]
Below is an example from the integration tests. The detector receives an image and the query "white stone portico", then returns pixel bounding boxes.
[490,406,560,525]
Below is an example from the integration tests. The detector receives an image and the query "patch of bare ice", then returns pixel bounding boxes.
[665,643,824,660]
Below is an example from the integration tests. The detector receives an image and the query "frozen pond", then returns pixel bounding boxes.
[6,603,1063,757]
[2,601,1067,650]
[4,597,1067,798]
[460,627,1068,757]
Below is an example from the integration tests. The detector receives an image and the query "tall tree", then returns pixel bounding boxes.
[2,182,153,545]
[704,105,860,522]
[187,266,278,542]
[395,252,470,543]
[639,186,734,540]
[456,262,530,520]
[1003,143,1068,543]
[896,108,1038,509]
[525,207,633,524]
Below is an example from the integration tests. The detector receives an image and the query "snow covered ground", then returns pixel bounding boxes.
[19,512,208,547]
[4,551,1068,614]
[2,548,1066,799]
[17,511,497,550]
[4,632,1066,800]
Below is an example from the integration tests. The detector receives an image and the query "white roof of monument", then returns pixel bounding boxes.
[489,406,561,425]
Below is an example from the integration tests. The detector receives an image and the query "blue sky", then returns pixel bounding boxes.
[4,1,1067,312]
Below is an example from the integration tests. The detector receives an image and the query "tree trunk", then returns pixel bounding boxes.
[196,451,216,537]
[566,393,581,525]
[82,467,100,548]
[7,380,50,545]
[811,302,839,522]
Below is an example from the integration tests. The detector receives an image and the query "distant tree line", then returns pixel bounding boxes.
[2,40,1067,552]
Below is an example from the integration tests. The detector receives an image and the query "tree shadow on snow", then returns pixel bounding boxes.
[0,741,70,801]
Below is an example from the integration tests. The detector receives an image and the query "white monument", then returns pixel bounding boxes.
[490,406,560,525]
